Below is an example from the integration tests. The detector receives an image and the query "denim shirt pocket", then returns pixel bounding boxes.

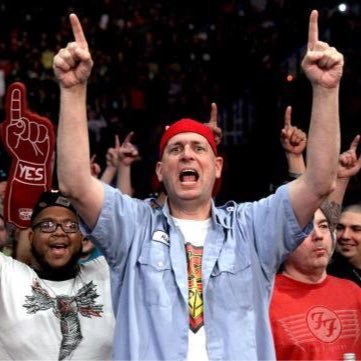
[138,242,176,307]
[210,251,252,310]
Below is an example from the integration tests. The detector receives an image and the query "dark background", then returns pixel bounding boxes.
[0,0,360,204]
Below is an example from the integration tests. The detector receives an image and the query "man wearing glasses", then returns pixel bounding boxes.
[0,191,114,361]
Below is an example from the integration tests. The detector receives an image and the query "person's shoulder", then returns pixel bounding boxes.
[215,199,254,212]
[0,251,33,274]
[215,188,285,215]
[327,274,361,291]
[80,256,109,276]
[102,183,154,217]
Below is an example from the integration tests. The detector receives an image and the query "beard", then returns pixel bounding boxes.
[31,244,82,281]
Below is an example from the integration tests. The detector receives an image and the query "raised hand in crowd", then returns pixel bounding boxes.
[101,132,140,196]
[54,14,102,228]
[53,15,93,88]
[165,102,222,145]
[287,9,343,228]
[90,154,102,178]
[115,132,141,167]
[280,105,307,177]
[301,11,343,89]
[337,135,361,179]
[99,137,120,185]
[328,135,361,206]
[205,102,222,146]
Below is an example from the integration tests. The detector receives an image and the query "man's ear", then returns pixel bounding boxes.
[155,161,163,182]
[215,156,223,178]
[28,228,35,245]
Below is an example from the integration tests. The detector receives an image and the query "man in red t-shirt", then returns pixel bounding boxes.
[270,207,361,360]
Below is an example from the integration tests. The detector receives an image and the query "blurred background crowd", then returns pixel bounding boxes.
[0,0,360,203]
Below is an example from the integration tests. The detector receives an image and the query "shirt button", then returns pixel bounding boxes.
[157,261,163,267]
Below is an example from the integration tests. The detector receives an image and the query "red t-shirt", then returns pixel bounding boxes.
[270,274,361,360]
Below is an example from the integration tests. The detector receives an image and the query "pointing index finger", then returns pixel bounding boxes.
[349,134,360,151]
[69,13,88,48]
[308,10,319,50]
[284,106,292,128]
[209,102,218,126]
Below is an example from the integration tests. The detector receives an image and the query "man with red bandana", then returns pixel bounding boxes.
[54,10,343,361]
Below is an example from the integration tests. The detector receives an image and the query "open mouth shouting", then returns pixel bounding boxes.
[179,169,199,184]
[49,242,69,257]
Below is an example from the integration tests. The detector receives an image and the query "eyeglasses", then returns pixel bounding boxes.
[32,220,79,234]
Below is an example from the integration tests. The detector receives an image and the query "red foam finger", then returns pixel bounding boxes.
[1,82,56,228]
[5,82,28,124]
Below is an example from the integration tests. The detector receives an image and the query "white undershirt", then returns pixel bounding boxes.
[172,217,211,361]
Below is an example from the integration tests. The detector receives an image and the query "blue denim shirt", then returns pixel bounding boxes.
[88,183,312,360]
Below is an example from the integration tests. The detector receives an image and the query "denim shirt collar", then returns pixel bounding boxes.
[161,197,231,230]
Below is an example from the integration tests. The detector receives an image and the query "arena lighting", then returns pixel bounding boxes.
[338,3,347,12]
[286,74,294,82]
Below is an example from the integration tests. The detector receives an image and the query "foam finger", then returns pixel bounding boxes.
[7,83,27,123]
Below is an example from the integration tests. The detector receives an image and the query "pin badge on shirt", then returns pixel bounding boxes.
[152,230,170,246]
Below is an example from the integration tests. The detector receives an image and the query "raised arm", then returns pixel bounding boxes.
[116,132,140,196]
[53,14,103,228]
[103,132,140,196]
[280,105,307,177]
[288,10,343,228]
[329,135,361,206]
[100,136,119,185]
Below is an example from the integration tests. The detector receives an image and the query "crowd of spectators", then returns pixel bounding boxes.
[0,0,360,202]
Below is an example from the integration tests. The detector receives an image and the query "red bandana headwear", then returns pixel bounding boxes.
[159,118,217,158]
